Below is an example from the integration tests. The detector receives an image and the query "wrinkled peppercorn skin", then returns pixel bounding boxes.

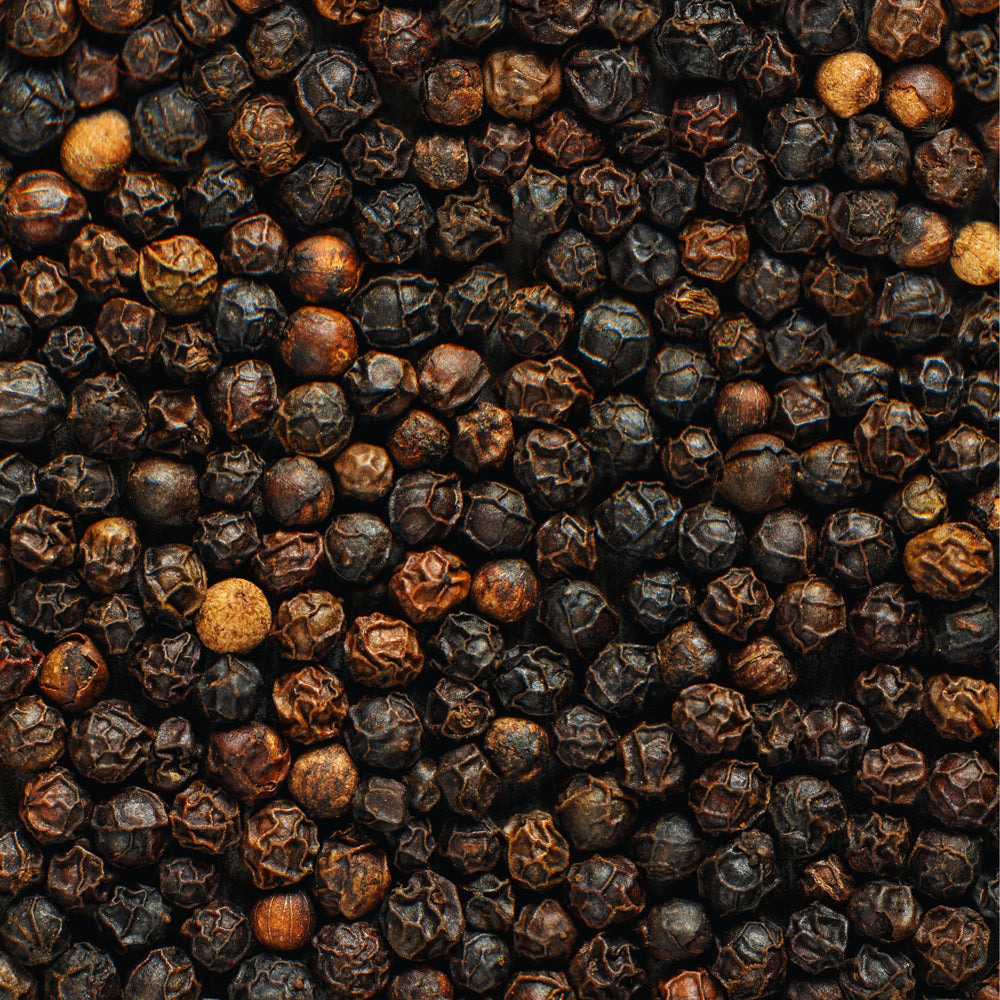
[0,0,992,994]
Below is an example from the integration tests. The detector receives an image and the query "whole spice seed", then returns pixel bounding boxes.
[0,2,994,999]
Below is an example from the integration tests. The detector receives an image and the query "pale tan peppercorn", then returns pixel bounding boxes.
[60,110,132,191]
[815,52,882,117]
[196,578,272,654]
[950,222,1000,286]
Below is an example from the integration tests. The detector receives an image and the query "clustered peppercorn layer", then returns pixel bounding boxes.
[0,0,995,999]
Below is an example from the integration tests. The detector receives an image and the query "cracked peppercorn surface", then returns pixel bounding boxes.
[0,0,995,998]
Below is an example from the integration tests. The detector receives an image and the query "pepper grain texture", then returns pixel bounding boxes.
[0,0,995,999]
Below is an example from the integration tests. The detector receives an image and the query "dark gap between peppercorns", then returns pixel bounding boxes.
[0,0,995,999]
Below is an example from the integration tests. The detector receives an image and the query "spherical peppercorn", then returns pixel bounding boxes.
[717,434,797,514]
[656,621,720,690]
[419,58,482,128]
[287,233,363,305]
[755,183,832,255]
[291,46,381,141]
[851,662,924,733]
[701,145,769,219]
[36,634,106,713]
[858,742,929,806]
[553,704,616,771]
[656,969,724,1000]
[773,576,846,655]
[287,743,358,819]
[69,699,150,783]
[729,638,797,697]
[884,64,955,136]
[196,653,262,721]
[711,917,788,998]
[565,854,644,930]
[889,204,953,268]
[563,45,649,126]
[95,882,172,952]
[91,785,171,868]
[331,444,392,502]
[468,559,536,623]
[512,900,577,965]
[434,186,511,263]
[951,222,1000,287]
[58,111,131,193]
[908,828,982,900]
[902,522,993,601]
[0,893,70,967]
[0,66,74,159]
[19,767,90,844]
[680,218,750,282]
[617,722,685,799]
[64,36,118,107]
[569,934,646,1000]
[412,134,469,190]
[786,902,849,974]
[0,826,43,900]
[169,779,240,854]
[555,772,636,852]
[642,899,713,965]
[48,841,112,911]
[867,0,944,58]
[179,902,251,975]
[260,456,334,529]
[123,947,199,1000]
[244,4,312,79]
[5,0,79,57]
[750,699,802,768]
[653,0,750,81]
[814,52,881,118]
[313,835,391,920]
[221,212,288,277]
[192,578,271,655]
[768,774,846,859]
[796,702,871,774]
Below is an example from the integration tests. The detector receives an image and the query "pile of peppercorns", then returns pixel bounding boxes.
[0,0,996,997]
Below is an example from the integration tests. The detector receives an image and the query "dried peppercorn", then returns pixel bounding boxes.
[0,0,993,990]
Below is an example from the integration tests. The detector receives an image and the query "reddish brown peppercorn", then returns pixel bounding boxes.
[251,892,315,952]
[344,613,424,688]
[286,233,363,304]
[471,559,539,623]
[38,634,107,712]
[884,64,955,134]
